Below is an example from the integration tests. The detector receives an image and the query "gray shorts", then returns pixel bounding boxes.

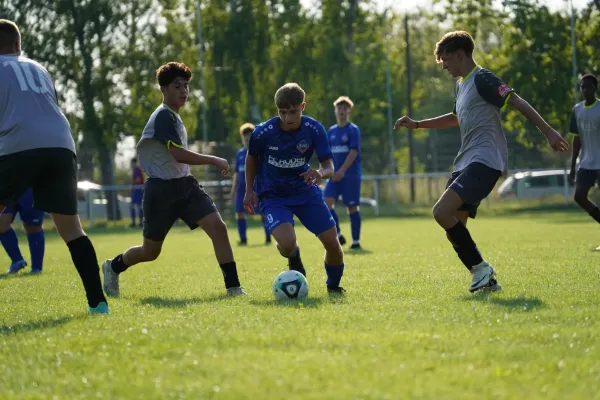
[143,176,218,241]
[446,162,502,219]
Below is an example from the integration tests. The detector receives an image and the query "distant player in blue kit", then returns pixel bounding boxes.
[323,96,362,250]
[231,123,271,245]
[244,83,346,293]
[1,188,45,274]
[130,157,144,228]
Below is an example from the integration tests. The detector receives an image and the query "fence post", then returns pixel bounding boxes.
[373,179,380,217]
[564,167,569,205]
[88,189,94,228]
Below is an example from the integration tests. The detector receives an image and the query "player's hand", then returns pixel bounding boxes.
[214,157,230,176]
[300,168,323,186]
[544,129,569,152]
[394,116,417,130]
[568,170,576,185]
[243,190,258,214]
[331,170,345,183]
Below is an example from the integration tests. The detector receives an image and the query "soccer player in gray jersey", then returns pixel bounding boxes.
[568,74,600,243]
[0,20,109,314]
[394,31,568,293]
[102,62,246,297]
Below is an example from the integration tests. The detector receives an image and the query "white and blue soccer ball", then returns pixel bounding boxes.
[272,270,309,301]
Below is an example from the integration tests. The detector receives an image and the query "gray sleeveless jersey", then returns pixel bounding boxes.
[570,99,600,170]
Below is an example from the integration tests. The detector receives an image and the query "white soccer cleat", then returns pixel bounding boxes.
[226,287,247,296]
[469,261,492,293]
[102,259,120,298]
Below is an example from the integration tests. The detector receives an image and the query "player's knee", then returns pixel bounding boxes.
[277,238,297,257]
[236,213,246,220]
[210,219,228,238]
[142,245,162,261]
[347,206,359,214]
[24,224,42,234]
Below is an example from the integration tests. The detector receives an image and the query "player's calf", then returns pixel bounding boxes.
[272,223,305,277]
[318,226,345,292]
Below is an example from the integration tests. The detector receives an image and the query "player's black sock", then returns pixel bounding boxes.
[111,254,130,274]
[589,207,600,223]
[445,222,483,269]
[288,247,306,277]
[220,261,241,288]
[450,244,473,272]
[67,236,107,308]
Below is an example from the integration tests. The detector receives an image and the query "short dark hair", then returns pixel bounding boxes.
[156,62,192,87]
[434,31,475,63]
[274,83,306,109]
[239,123,255,136]
[580,74,598,88]
[0,19,20,50]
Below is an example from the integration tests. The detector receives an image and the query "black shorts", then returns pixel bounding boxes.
[575,168,600,189]
[0,148,78,215]
[143,176,218,241]
[446,162,502,219]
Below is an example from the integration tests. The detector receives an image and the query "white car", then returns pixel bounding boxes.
[497,170,574,200]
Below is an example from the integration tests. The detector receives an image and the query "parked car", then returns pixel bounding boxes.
[77,181,131,220]
[497,170,574,200]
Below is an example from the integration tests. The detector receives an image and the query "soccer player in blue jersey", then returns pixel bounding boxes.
[1,188,45,274]
[244,83,346,293]
[130,157,144,228]
[323,96,362,250]
[231,123,272,246]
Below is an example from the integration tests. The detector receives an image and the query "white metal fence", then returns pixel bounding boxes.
[76,167,579,225]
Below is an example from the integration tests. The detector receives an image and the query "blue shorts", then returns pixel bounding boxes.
[131,189,144,205]
[3,188,45,226]
[235,188,246,213]
[323,175,362,207]
[260,191,335,236]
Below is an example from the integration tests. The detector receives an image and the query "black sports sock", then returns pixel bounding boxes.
[589,207,600,224]
[67,236,107,308]
[111,254,130,274]
[288,247,306,277]
[451,244,474,272]
[446,222,483,269]
[220,261,241,288]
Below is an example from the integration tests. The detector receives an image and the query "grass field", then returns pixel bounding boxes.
[1,212,600,399]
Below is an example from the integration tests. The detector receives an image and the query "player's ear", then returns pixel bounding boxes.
[301,102,306,111]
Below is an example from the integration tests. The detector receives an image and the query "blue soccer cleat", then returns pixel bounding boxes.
[8,259,27,274]
[88,302,110,315]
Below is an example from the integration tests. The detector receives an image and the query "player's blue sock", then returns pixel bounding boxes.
[138,207,144,224]
[27,230,45,271]
[237,219,247,242]
[130,207,136,225]
[325,263,344,287]
[330,208,341,234]
[350,211,361,243]
[0,228,24,263]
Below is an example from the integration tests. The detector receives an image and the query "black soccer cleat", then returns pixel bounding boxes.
[238,240,248,246]
[265,238,272,245]
[288,249,306,278]
[350,243,361,250]
[327,286,346,294]
[338,235,347,246]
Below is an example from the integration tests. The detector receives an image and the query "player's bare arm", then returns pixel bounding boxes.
[569,136,582,184]
[507,94,569,152]
[394,114,459,130]
[243,154,258,212]
[168,147,229,175]
[301,159,334,186]
[332,149,358,182]
[230,172,238,198]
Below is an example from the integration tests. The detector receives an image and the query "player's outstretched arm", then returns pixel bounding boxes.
[394,114,458,130]
[507,94,569,152]
[230,172,239,197]
[169,147,230,175]
[569,136,581,183]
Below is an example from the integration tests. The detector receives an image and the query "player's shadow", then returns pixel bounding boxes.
[345,248,373,255]
[462,294,545,311]
[249,297,324,309]
[140,295,229,308]
[0,316,76,336]
[0,272,43,280]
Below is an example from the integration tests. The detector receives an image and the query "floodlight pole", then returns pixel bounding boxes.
[569,0,578,104]
[196,0,209,178]
[384,8,397,209]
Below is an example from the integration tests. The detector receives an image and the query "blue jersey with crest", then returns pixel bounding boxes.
[248,116,333,198]
[328,122,361,176]
[235,147,247,191]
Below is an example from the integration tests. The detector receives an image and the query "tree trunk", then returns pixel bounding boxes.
[98,143,120,221]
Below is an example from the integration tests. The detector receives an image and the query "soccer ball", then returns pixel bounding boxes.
[272,270,309,300]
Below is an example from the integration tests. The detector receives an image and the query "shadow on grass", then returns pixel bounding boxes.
[249,297,325,308]
[140,295,231,308]
[462,294,545,310]
[0,316,77,336]
[345,248,373,255]
[0,271,44,281]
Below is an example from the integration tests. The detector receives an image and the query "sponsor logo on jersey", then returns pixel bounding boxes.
[268,155,306,169]
[497,83,512,98]
[296,140,310,153]
[341,134,349,143]
[331,145,350,154]
[268,146,279,150]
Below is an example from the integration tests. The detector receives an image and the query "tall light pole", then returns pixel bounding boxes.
[196,0,209,177]
[569,0,578,105]
[404,13,415,204]
[384,7,397,209]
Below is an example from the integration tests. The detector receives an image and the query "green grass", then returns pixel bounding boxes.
[1,213,600,399]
